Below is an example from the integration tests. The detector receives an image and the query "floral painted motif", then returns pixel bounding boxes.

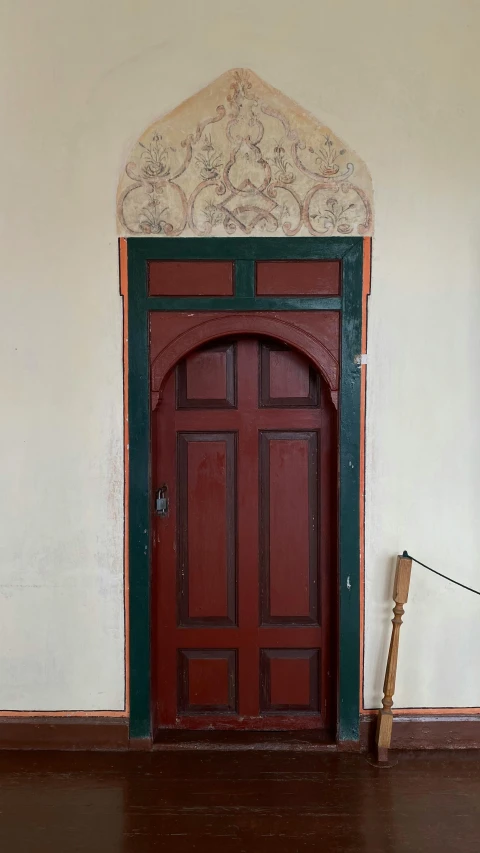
[117,69,373,237]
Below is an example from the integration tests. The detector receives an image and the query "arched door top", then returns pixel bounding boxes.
[151,314,340,408]
[117,69,373,238]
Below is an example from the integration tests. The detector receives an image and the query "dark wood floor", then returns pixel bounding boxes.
[0,750,479,852]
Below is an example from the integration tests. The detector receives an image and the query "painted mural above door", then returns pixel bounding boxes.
[117,69,373,238]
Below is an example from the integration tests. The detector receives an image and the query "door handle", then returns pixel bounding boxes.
[155,485,169,517]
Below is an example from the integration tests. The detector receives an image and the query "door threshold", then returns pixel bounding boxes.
[152,730,336,752]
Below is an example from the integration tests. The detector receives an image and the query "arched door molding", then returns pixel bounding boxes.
[151,315,340,409]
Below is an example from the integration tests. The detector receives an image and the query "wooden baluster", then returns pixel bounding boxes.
[376,554,412,763]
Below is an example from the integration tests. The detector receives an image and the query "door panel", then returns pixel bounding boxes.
[260,648,319,713]
[177,432,236,626]
[260,343,319,406]
[149,260,234,296]
[177,343,237,408]
[178,649,237,714]
[259,431,317,624]
[152,334,337,733]
[255,260,341,296]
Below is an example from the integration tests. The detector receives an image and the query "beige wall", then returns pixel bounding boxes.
[1,0,479,711]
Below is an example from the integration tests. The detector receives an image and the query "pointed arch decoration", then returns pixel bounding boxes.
[117,69,373,238]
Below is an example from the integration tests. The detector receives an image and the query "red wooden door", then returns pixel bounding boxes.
[152,335,336,732]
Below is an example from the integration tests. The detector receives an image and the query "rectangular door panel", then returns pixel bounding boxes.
[149,260,234,296]
[260,649,320,713]
[177,343,237,409]
[177,649,237,714]
[256,260,341,296]
[177,433,236,626]
[259,431,319,625]
[260,343,319,407]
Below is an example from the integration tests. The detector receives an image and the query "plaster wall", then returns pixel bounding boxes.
[1,0,479,710]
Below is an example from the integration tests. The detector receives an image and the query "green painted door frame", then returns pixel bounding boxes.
[126,237,364,742]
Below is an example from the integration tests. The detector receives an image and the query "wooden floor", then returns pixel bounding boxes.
[0,750,479,852]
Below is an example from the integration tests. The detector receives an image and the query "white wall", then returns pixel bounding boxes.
[1,0,479,711]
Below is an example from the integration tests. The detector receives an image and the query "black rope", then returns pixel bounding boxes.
[403,551,480,597]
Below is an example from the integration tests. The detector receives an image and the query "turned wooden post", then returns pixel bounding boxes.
[376,554,412,763]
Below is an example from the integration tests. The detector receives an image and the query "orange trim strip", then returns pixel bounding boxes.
[359,236,371,713]
[120,237,130,716]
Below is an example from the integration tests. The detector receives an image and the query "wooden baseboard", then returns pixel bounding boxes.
[360,714,480,751]
[336,739,362,753]
[1,715,479,751]
[129,737,153,751]
[0,717,129,750]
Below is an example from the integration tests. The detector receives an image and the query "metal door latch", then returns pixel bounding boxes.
[155,485,169,517]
